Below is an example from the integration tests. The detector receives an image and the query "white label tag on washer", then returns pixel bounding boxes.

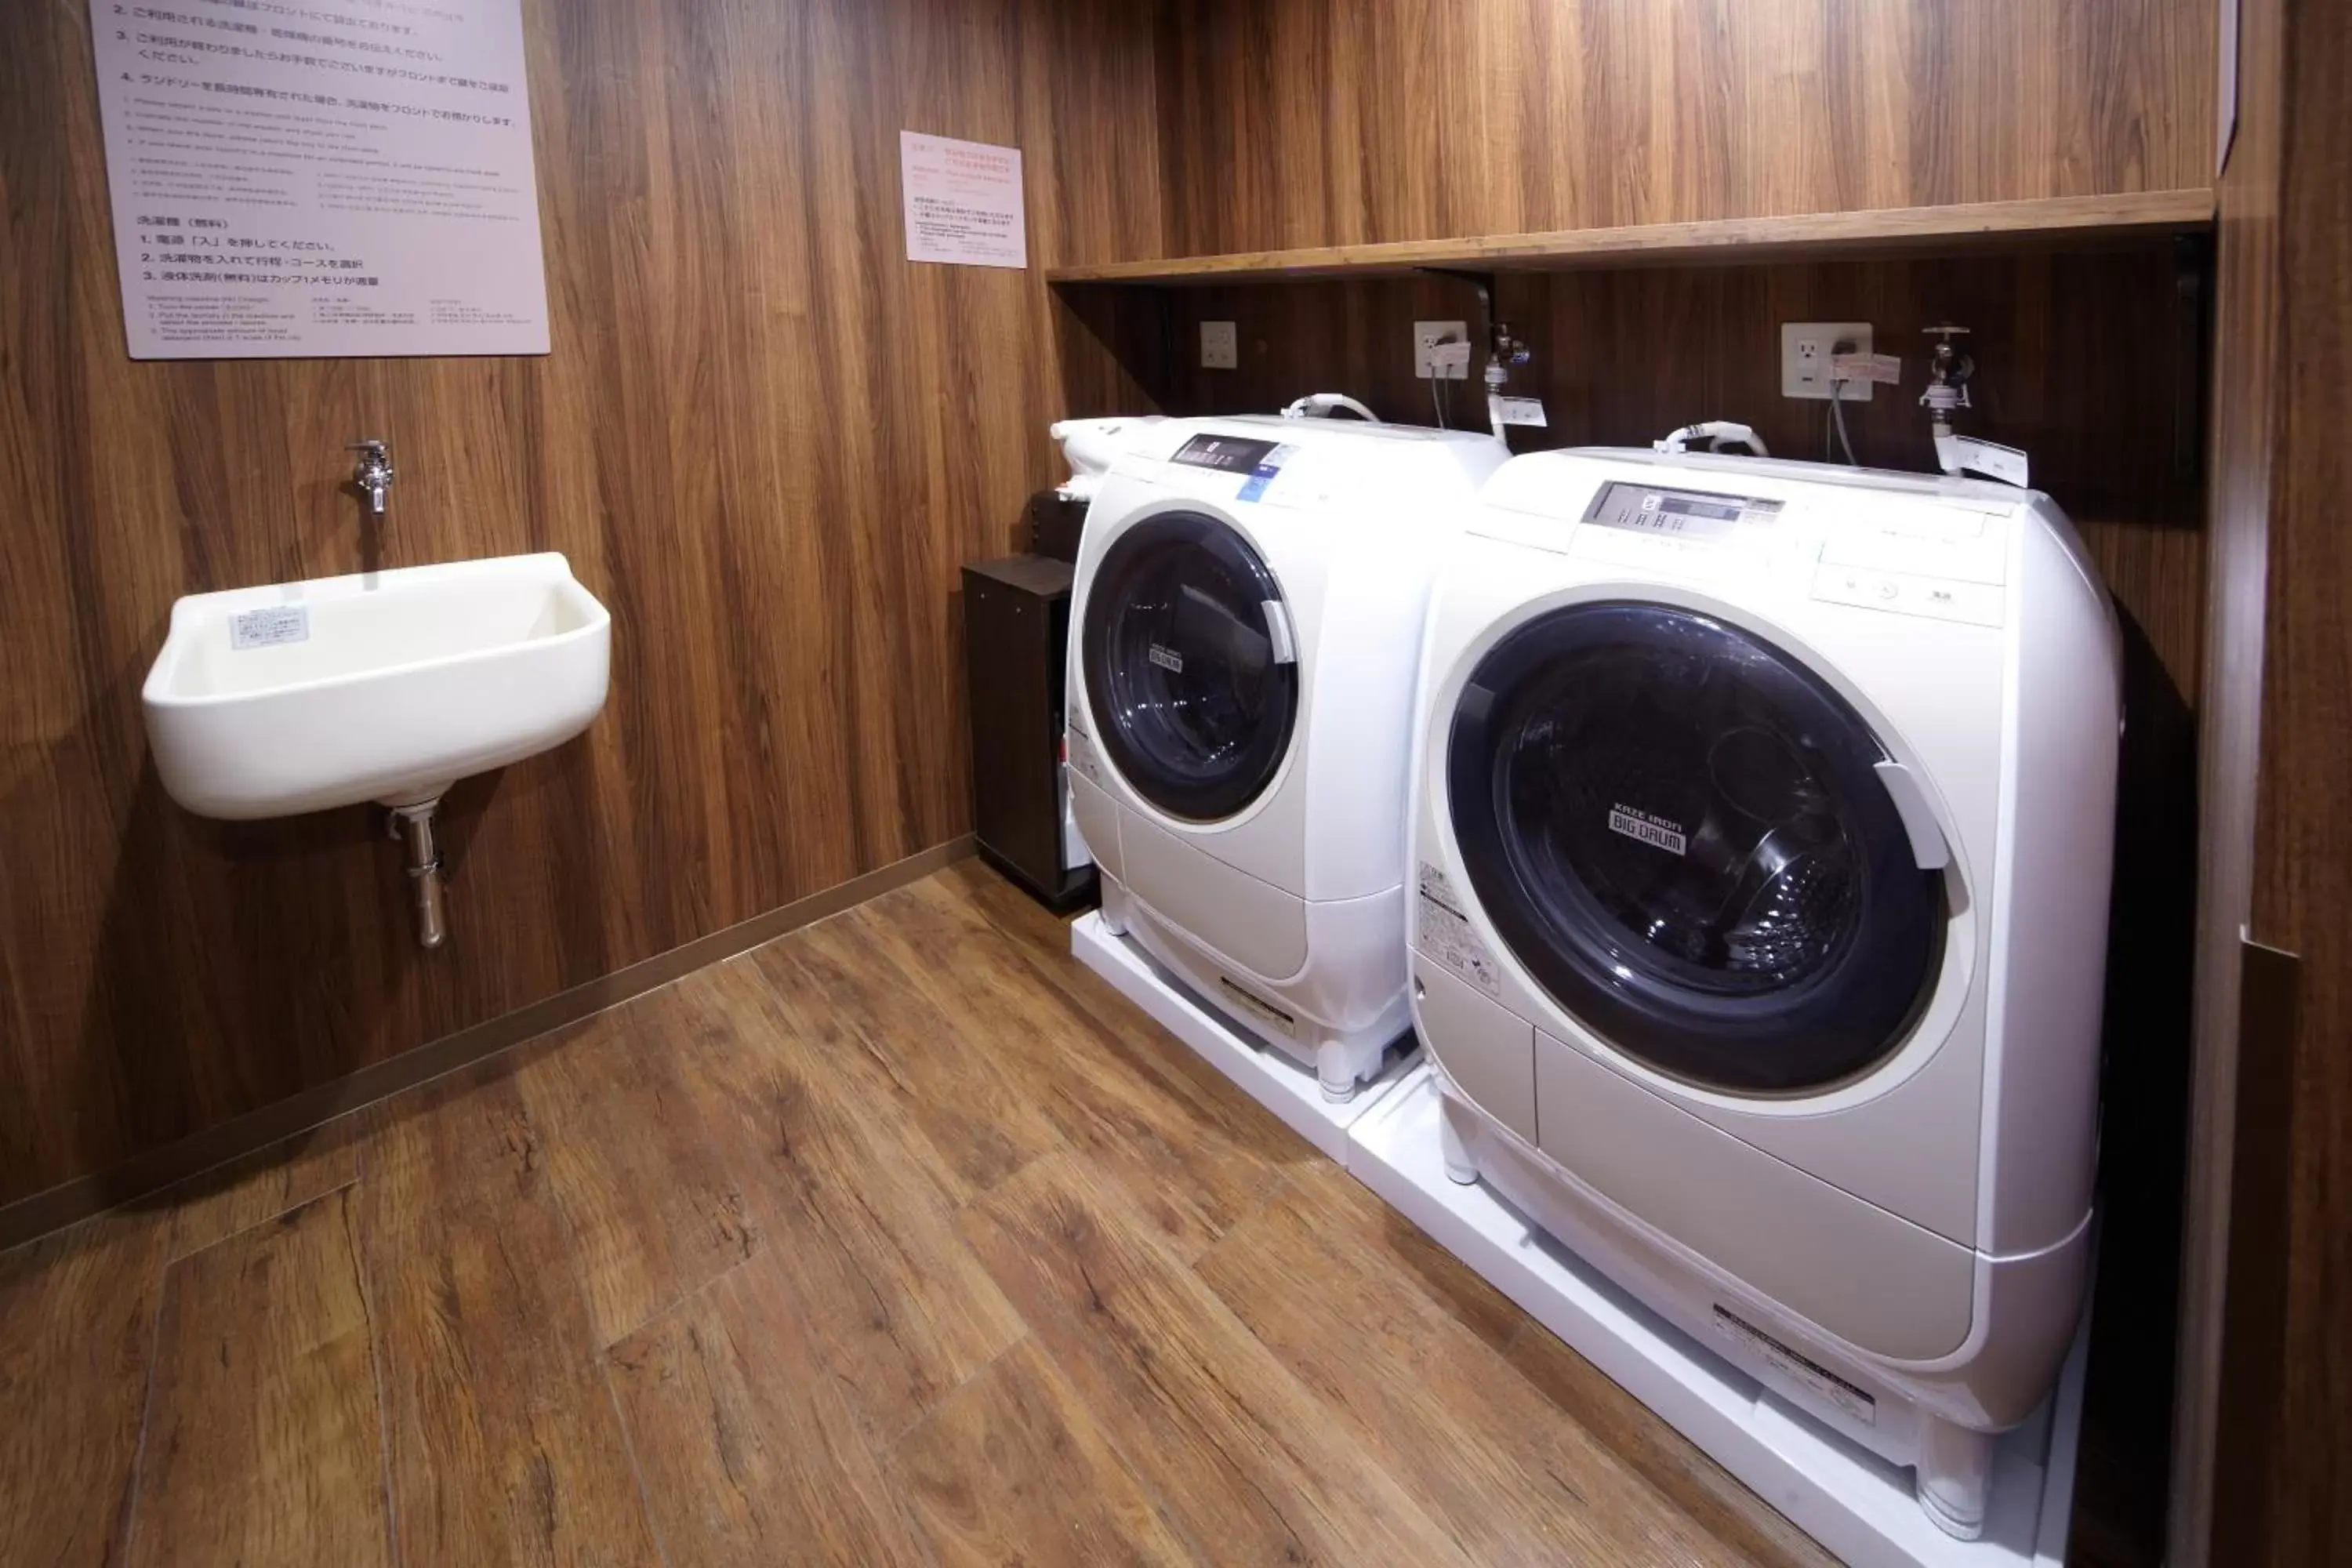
[230,604,310,650]
[1953,436,2030,488]
[1607,804,1688,856]
[1489,394,1548,428]
[1417,861,1501,998]
[1711,1306,1878,1427]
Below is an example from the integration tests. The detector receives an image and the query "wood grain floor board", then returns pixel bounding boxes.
[927,862,1303,1141]
[925,864,1260,1086]
[1501,1322,1844,1568]
[889,1336,1196,1568]
[961,1153,1479,1568]
[131,1189,392,1568]
[812,889,1221,1158]
[661,957,1030,1443]
[360,1054,552,1221]
[750,909,1062,1200]
[160,1119,366,1263]
[0,865,1896,1566]
[870,875,1313,1264]
[925,860,1155,1035]
[360,1181,663,1566]
[931,855,1083,958]
[1199,1160,1835,1568]
[604,1249,933,1568]
[0,1210,167,1568]
[503,1004,763,1348]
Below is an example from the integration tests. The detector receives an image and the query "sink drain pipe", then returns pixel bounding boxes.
[387,800,448,949]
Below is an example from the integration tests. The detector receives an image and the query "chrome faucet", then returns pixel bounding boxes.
[347,439,394,519]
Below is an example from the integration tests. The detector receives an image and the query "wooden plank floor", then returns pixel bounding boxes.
[0,861,1834,1567]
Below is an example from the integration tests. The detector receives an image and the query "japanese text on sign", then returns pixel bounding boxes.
[899,132,1027,270]
[90,0,550,358]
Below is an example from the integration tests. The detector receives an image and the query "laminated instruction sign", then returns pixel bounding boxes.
[89,0,550,358]
[899,132,1027,270]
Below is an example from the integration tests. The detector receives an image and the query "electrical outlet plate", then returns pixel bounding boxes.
[1781,321,1873,401]
[1200,320,1238,370]
[1415,320,1470,379]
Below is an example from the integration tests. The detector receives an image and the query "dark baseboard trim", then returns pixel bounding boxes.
[0,836,976,1255]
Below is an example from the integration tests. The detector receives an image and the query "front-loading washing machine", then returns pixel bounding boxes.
[1406,447,2120,1537]
[1062,415,1505,1098]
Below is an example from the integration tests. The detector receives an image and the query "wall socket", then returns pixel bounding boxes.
[1200,320,1238,370]
[1781,321,1873,401]
[1414,320,1471,379]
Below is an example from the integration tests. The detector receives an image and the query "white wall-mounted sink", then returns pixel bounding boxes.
[143,553,610,821]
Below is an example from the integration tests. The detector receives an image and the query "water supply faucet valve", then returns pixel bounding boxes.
[347,438,395,518]
[1918,327,1975,475]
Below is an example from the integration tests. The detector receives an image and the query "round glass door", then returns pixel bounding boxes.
[1082,510,1298,822]
[1447,601,1942,1094]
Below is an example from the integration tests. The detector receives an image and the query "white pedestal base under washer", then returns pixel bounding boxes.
[1406,449,2120,1537]
[1062,416,1505,1099]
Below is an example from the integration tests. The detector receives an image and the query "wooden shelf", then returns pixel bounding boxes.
[1045,190,2216,286]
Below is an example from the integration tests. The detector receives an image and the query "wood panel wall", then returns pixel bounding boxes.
[1150,0,2214,256]
[2182,0,2352,1558]
[2242,6,2352,1543]
[0,0,1160,1210]
[2172,0,2284,1555]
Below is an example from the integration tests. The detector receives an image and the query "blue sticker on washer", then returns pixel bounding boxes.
[1234,443,1298,503]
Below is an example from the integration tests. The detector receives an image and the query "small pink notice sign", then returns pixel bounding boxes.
[899,132,1027,270]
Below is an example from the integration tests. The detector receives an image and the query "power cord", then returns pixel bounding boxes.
[1827,337,1860,466]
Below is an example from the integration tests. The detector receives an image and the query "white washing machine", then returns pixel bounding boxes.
[1063,415,1506,1098]
[1406,448,2120,1538]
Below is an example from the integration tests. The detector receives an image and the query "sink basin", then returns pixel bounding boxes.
[143,553,610,820]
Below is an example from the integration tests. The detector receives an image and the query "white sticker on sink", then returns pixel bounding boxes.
[230,605,310,650]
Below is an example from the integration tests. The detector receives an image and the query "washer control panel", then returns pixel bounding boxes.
[1811,502,2011,627]
[1809,561,2005,626]
[1476,452,2026,627]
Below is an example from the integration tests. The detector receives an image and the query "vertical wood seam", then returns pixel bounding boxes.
[596,1312,678,1568]
[113,1249,172,1566]
[351,1189,401,1568]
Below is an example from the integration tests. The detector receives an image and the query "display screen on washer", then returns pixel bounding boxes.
[1082,510,1298,822]
[1446,601,1941,1093]
[1583,482,1784,540]
[1169,434,1283,474]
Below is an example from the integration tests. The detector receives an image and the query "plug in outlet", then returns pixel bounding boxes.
[1200,320,1238,370]
[1781,321,1874,401]
[1414,320,1471,379]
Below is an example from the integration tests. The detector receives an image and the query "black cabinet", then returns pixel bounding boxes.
[1025,490,1088,563]
[962,553,1095,909]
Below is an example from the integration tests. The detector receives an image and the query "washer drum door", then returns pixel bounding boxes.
[1447,601,1944,1096]
[1081,509,1299,824]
